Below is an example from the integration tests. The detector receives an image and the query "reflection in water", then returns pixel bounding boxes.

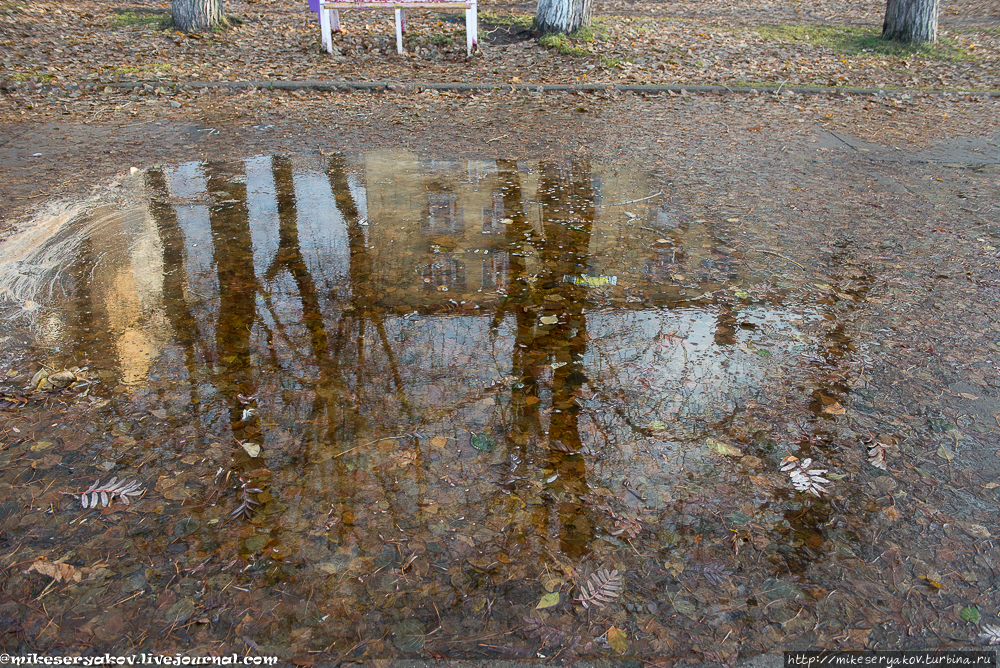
[1,152,852,657]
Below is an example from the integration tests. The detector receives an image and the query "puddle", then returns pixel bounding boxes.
[0,151,989,658]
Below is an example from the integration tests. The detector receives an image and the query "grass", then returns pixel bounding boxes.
[11,72,54,82]
[600,55,634,68]
[105,63,172,75]
[754,25,975,62]
[428,33,454,46]
[0,0,26,13]
[539,23,603,55]
[111,10,172,29]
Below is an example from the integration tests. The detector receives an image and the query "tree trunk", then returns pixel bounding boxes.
[882,0,938,44]
[535,0,591,35]
[172,0,226,32]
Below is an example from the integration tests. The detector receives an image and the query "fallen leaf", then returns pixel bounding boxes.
[608,626,629,654]
[27,560,82,583]
[823,401,846,415]
[536,592,560,609]
[960,606,980,623]
[881,506,902,521]
[541,575,564,592]
[241,441,261,457]
[706,437,742,457]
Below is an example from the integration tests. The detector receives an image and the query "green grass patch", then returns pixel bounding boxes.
[112,10,172,29]
[754,24,975,62]
[106,63,172,75]
[11,72,54,82]
[539,24,602,56]
[539,33,585,55]
[599,55,632,68]
[428,33,454,46]
[0,1,26,14]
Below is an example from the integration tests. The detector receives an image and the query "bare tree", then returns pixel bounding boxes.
[535,0,592,35]
[172,0,226,32]
[882,0,938,44]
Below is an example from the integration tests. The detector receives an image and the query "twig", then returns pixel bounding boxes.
[486,133,509,143]
[332,434,406,459]
[748,247,806,270]
[600,191,663,207]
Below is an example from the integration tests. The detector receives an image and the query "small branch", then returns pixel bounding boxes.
[600,191,663,208]
[748,247,806,270]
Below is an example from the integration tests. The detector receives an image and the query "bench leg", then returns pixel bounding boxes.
[320,6,332,53]
[331,8,340,32]
[395,7,405,54]
[465,2,477,55]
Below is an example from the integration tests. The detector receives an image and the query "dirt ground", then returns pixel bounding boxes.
[1,0,999,222]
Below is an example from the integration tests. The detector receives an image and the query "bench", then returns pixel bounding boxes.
[319,0,478,56]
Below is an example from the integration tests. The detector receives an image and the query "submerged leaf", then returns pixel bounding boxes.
[978,624,1000,644]
[392,619,426,653]
[240,441,261,457]
[961,606,981,623]
[706,437,742,457]
[471,433,495,452]
[72,477,145,509]
[536,592,561,609]
[868,443,889,470]
[574,568,623,609]
[607,626,629,654]
[780,455,831,497]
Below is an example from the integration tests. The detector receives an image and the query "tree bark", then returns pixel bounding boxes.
[882,0,938,44]
[535,0,591,35]
[172,0,226,32]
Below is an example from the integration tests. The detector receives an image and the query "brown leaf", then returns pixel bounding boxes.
[27,560,82,583]
[881,506,902,521]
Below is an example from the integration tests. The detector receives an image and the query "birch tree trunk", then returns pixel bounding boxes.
[882,0,938,44]
[535,0,591,35]
[172,0,226,32]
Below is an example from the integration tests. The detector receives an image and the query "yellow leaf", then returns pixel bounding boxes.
[607,626,629,654]
[542,575,564,592]
[430,436,448,448]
